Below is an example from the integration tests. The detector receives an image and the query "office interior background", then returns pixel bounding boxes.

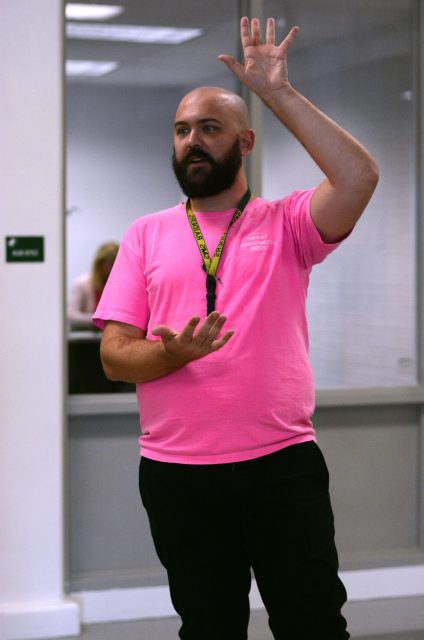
[1,0,424,638]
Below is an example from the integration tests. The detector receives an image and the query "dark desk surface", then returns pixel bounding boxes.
[68,332,134,395]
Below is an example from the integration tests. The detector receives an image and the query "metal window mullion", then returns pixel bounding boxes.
[237,0,264,196]
[416,0,424,557]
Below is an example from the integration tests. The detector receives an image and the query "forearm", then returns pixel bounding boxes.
[220,17,379,241]
[100,335,187,384]
[100,313,233,384]
[262,85,379,190]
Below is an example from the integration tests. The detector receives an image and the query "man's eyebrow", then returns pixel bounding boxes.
[174,118,222,129]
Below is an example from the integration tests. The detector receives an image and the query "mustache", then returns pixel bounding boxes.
[183,148,215,165]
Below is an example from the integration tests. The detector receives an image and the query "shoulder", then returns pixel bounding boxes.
[282,188,316,215]
[254,189,315,211]
[119,203,185,258]
[129,204,184,230]
[123,203,183,238]
[247,189,315,219]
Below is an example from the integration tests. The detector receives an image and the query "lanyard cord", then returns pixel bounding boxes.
[185,188,251,315]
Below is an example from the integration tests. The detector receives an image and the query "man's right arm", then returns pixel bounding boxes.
[100,312,234,384]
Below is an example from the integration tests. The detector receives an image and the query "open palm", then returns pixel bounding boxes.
[219,17,299,98]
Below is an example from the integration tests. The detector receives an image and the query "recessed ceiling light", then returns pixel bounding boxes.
[66,59,119,77]
[66,23,204,44]
[66,3,124,21]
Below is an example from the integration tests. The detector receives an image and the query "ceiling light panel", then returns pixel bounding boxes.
[66,4,124,21]
[66,59,119,77]
[66,23,204,44]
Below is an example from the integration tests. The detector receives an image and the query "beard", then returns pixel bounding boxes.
[172,138,242,199]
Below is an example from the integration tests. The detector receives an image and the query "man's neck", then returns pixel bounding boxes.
[189,177,250,213]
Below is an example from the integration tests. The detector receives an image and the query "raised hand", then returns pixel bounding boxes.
[218,16,299,99]
[152,312,234,365]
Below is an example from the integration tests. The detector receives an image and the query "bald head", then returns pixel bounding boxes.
[176,86,251,132]
[172,85,255,199]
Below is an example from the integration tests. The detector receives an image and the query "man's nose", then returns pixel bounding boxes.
[186,128,202,147]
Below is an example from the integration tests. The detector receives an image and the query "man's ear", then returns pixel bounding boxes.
[240,129,255,156]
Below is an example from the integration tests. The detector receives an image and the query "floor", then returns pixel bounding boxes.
[35,609,424,640]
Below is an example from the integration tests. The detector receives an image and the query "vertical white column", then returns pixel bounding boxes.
[238,0,264,196]
[0,1,80,638]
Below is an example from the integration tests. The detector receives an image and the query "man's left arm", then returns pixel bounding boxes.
[219,17,379,243]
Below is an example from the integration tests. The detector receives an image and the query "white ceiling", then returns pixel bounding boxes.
[65,0,413,89]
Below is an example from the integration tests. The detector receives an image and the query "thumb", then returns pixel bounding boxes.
[218,55,245,81]
[151,325,178,345]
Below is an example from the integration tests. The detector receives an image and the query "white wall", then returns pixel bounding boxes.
[0,2,79,638]
[66,85,184,290]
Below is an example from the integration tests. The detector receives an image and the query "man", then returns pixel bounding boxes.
[94,16,378,640]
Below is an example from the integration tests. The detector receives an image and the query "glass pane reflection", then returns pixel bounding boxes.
[66,1,239,394]
[263,0,416,388]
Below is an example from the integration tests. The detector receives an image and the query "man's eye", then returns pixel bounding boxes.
[204,125,217,133]
[176,127,189,136]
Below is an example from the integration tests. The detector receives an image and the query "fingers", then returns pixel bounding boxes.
[240,15,252,48]
[266,17,275,45]
[180,316,201,340]
[197,313,235,353]
[279,25,300,53]
[186,312,234,350]
[152,317,201,344]
[151,324,179,345]
[217,54,245,81]
[180,313,229,344]
[152,325,175,337]
[195,311,225,343]
[206,315,230,344]
[240,16,299,51]
[250,18,262,45]
[210,330,234,351]
[154,313,234,359]
[240,16,263,46]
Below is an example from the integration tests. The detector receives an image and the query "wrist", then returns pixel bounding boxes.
[260,82,297,110]
[159,341,192,370]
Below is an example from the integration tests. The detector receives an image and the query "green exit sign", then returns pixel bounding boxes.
[6,236,45,263]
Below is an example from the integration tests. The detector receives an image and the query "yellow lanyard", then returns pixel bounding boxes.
[185,188,251,313]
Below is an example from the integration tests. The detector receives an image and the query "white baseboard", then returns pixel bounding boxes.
[3,567,422,639]
[71,585,174,624]
[70,565,424,635]
[0,599,80,640]
[341,565,424,600]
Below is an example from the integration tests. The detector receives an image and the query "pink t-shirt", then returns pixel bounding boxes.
[93,189,345,464]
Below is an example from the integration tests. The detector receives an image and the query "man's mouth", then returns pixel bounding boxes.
[189,155,209,164]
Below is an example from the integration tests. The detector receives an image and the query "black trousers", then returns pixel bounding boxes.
[139,441,349,640]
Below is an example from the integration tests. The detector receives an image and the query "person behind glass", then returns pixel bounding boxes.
[93,17,379,640]
[68,241,119,330]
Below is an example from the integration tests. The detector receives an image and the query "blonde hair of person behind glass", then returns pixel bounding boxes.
[91,241,119,293]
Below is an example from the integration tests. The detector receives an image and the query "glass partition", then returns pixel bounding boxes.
[263,0,417,388]
[66,0,239,393]
[67,0,418,392]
